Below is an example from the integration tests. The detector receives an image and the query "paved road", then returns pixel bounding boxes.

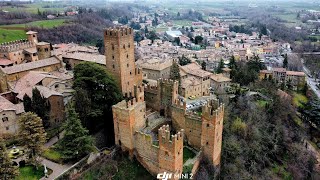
[40,158,72,180]
[302,65,320,100]
[41,130,71,180]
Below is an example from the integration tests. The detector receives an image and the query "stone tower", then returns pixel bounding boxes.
[36,42,51,60]
[112,85,146,155]
[26,31,38,44]
[201,100,224,166]
[158,125,184,175]
[104,27,142,96]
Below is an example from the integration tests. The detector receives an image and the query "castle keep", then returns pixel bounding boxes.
[105,27,224,177]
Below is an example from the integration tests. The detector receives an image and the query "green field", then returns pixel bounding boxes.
[0,28,26,43]
[0,19,67,29]
[1,2,65,14]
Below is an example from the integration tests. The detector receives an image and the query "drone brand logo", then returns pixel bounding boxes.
[157,172,193,180]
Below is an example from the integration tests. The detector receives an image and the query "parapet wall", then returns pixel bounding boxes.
[104,27,133,38]
[0,40,35,53]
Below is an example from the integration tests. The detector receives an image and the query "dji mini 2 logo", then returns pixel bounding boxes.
[157,172,193,180]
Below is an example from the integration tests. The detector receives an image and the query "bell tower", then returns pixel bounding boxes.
[104,27,142,96]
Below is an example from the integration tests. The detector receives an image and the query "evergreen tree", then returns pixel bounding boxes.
[144,26,149,34]
[57,108,94,161]
[201,61,206,70]
[229,55,236,69]
[73,62,122,146]
[283,54,288,68]
[0,139,19,180]
[177,12,180,17]
[170,61,181,82]
[23,94,32,113]
[190,26,194,32]
[74,88,92,130]
[19,112,46,165]
[217,59,225,73]
[31,88,50,128]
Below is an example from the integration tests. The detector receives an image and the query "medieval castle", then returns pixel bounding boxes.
[105,27,225,178]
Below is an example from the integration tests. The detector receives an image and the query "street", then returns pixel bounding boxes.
[302,65,320,100]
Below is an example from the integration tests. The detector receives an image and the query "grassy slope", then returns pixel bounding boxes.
[1,2,65,14]
[0,19,67,28]
[0,29,26,43]
[0,19,67,43]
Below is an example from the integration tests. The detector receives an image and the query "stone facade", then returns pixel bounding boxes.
[104,27,143,96]
[108,27,224,178]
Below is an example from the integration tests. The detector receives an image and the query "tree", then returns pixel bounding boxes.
[178,55,191,66]
[23,94,32,113]
[217,59,224,73]
[19,112,46,165]
[283,54,288,68]
[37,8,41,16]
[177,12,180,17]
[190,26,194,32]
[30,88,50,128]
[174,37,180,45]
[170,61,181,82]
[0,139,19,180]
[56,108,94,161]
[73,62,122,146]
[229,55,236,69]
[194,36,203,44]
[201,61,206,70]
[144,26,149,34]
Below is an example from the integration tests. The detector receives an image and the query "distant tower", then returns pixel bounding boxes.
[36,42,51,60]
[26,31,38,44]
[104,27,142,96]
[201,100,224,166]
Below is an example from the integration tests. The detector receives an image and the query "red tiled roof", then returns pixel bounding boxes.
[0,58,13,66]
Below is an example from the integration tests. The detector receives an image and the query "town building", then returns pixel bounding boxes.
[136,57,173,81]
[259,68,306,90]
[0,96,24,137]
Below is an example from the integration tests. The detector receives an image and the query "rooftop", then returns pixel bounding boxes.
[17,85,63,100]
[210,74,232,82]
[0,57,60,75]
[13,71,59,93]
[180,62,212,78]
[181,77,201,89]
[62,52,105,65]
[286,71,305,76]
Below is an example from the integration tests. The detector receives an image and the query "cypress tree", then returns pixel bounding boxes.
[57,108,94,161]
[19,112,47,165]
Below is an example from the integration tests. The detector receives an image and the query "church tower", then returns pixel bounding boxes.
[104,27,142,96]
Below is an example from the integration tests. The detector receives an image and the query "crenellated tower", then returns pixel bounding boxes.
[201,99,224,166]
[104,27,142,96]
[158,125,184,175]
[112,85,146,156]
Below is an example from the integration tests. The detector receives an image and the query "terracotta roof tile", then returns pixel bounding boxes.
[0,57,60,74]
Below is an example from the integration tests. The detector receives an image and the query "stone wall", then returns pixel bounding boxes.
[185,115,202,149]
[0,110,19,136]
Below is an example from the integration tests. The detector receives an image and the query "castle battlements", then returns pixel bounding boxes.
[104,26,133,37]
[0,39,35,53]
[158,124,184,145]
[157,78,179,87]
[136,131,153,144]
[202,99,224,122]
